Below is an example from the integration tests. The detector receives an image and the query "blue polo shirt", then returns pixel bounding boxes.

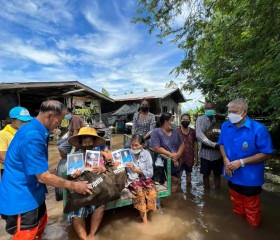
[218,117,273,186]
[0,118,50,215]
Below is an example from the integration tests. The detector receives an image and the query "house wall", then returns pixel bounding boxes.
[161,97,180,124]
[0,92,102,129]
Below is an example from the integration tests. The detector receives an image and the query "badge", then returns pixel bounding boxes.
[242,141,248,150]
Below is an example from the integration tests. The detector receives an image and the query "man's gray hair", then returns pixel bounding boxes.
[40,100,67,114]
[227,98,248,110]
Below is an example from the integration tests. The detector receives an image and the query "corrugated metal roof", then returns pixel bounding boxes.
[112,103,139,116]
[0,81,114,103]
[111,88,186,103]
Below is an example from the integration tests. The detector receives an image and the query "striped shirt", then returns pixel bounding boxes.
[132,112,156,136]
[196,115,221,161]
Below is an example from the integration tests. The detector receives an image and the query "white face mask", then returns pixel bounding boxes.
[228,113,243,124]
[169,122,176,130]
[130,149,142,155]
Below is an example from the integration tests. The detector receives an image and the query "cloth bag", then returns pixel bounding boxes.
[105,164,127,192]
[202,116,224,149]
[204,121,222,142]
[64,171,120,213]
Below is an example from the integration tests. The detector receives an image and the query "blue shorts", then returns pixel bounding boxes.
[67,205,96,223]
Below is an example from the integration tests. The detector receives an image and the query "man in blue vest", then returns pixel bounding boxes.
[218,98,273,227]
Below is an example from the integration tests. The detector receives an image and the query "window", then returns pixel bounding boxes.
[163,106,167,112]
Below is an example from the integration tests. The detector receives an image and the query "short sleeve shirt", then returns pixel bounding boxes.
[176,127,197,166]
[69,115,85,137]
[218,117,273,186]
[150,128,183,153]
[0,118,50,215]
[0,124,17,169]
[132,112,156,135]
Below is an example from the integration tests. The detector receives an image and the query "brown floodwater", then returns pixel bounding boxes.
[1,134,280,240]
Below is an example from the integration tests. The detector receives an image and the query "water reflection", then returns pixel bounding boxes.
[1,142,280,240]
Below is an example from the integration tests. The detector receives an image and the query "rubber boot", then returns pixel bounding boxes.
[203,176,210,189]
[229,189,245,216]
[13,228,39,240]
[214,175,221,189]
[244,194,261,227]
[36,211,48,240]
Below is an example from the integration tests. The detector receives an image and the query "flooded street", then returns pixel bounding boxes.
[1,134,280,240]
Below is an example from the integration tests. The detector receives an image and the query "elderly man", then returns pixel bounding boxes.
[0,100,93,239]
[196,101,223,189]
[0,106,33,178]
[218,98,273,227]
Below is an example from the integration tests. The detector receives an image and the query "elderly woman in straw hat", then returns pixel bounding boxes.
[67,126,111,240]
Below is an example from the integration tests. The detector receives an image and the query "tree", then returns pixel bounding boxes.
[165,80,180,89]
[144,88,148,92]
[101,88,109,97]
[134,0,280,129]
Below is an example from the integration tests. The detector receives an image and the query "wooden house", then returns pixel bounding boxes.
[0,81,114,129]
[103,88,186,124]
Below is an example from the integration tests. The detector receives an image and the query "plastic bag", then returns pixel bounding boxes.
[155,155,164,167]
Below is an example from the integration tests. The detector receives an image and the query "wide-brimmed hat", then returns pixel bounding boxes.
[68,127,105,147]
[93,122,108,132]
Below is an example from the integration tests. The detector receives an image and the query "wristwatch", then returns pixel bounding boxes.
[240,159,245,167]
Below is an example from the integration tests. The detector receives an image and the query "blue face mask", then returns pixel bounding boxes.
[65,114,72,120]
[205,109,216,116]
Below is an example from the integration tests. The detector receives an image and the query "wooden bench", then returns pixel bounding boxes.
[105,151,171,210]
[60,134,171,210]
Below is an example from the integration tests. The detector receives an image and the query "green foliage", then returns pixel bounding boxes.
[187,105,204,116]
[165,80,179,88]
[101,88,110,97]
[134,0,280,129]
[144,88,148,92]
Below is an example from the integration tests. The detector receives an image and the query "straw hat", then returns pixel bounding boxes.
[68,127,105,147]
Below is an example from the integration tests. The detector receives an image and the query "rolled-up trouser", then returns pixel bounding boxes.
[229,189,261,227]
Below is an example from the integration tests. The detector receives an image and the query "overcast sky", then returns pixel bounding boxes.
[0,0,203,111]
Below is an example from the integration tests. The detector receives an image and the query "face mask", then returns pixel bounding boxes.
[131,149,142,155]
[169,122,176,130]
[65,114,72,120]
[141,107,149,112]
[205,109,216,116]
[228,113,243,124]
[181,121,190,128]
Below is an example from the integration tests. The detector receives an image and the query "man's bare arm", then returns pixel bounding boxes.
[36,171,93,195]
